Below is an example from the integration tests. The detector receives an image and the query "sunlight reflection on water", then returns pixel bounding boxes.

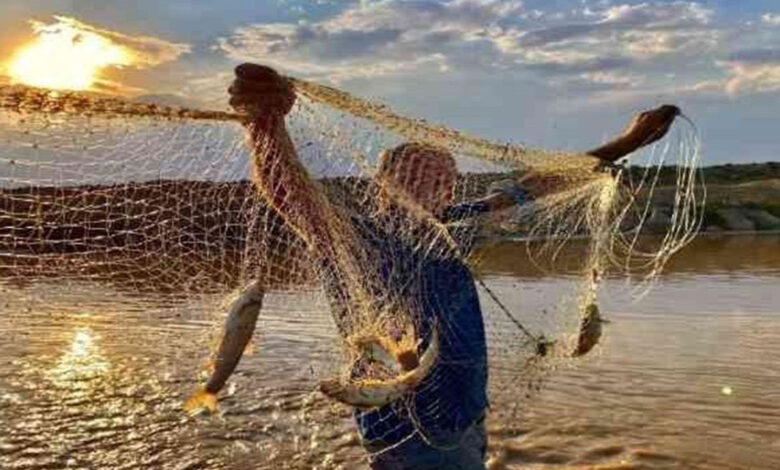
[50,327,111,385]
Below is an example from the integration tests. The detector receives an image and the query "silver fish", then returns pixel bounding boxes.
[184,282,264,414]
[319,327,439,409]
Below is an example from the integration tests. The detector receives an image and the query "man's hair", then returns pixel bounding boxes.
[376,142,456,182]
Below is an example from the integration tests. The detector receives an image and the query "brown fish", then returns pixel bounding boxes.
[573,302,609,358]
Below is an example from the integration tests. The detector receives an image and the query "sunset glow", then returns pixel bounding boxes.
[7,18,132,91]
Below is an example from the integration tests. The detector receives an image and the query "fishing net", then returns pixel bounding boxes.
[0,79,703,464]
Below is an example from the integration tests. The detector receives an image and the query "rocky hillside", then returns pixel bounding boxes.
[633,163,780,233]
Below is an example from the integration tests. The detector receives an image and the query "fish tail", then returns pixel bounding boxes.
[183,388,218,415]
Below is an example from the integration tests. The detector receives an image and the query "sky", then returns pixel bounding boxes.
[1,0,780,164]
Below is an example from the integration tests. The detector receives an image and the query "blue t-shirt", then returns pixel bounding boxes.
[321,200,491,446]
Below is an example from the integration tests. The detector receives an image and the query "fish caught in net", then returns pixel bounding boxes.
[0,70,703,462]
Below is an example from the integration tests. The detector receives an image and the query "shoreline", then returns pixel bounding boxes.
[478,228,780,245]
[2,175,779,253]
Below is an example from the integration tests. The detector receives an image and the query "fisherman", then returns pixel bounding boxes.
[186,63,680,469]
[185,63,531,469]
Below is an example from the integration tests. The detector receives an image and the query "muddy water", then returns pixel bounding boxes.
[1,234,779,469]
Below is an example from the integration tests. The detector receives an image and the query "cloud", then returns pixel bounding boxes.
[216,0,524,81]
[523,56,633,75]
[580,71,645,87]
[42,16,191,69]
[601,2,713,27]
[719,49,780,96]
[213,0,780,105]
[514,2,712,48]
[728,49,780,64]
[685,48,780,98]
[326,0,523,31]
[216,0,723,88]
[503,2,718,68]
[762,13,780,26]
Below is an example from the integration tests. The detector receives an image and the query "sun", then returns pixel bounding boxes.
[7,19,132,91]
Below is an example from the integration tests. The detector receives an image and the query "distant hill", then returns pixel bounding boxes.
[627,162,780,186]
[133,93,197,109]
[621,162,780,232]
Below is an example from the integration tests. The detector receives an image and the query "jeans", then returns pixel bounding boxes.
[365,414,488,470]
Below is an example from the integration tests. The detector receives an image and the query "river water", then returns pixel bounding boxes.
[1,234,779,469]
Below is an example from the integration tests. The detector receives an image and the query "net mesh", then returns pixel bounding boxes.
[0,81,703,462]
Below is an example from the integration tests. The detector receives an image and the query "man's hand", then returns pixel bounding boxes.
[587,104,680,163]
[228,63,296,118]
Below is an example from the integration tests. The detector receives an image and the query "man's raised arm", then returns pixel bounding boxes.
[229,63,338,253]
[184,65,364,414]
[441,179,532,223]
[442,103,682,222]
[230,64,374,332]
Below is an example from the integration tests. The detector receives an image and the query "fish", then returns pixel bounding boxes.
[319,327,439,409]
[572,302,609,358]
[349,324,421,374]
[184,282,264,415]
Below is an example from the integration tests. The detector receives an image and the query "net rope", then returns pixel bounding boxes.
[0,81,703,461]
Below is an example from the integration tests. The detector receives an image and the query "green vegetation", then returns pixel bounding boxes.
[702,206,728,229]
[761,204,780,219]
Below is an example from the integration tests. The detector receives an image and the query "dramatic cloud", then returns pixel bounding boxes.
[23,16,191,69]
[515,2,713,48]
[211,0,780,106]
[43,16,191,69]
[215,0,724,92]
[1,16,191,94]
[216,0,524,81]
[499,1,719,77]
[1,0,778,163]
